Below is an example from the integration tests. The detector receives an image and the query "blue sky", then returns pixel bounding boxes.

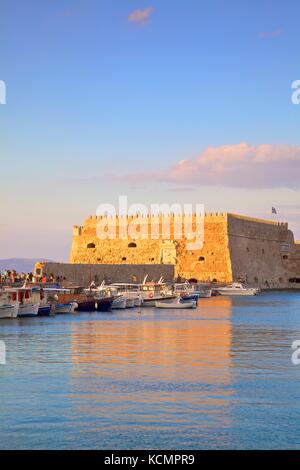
[1,0,300,260]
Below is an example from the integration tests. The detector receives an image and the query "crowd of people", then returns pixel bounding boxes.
[0,270,67,286]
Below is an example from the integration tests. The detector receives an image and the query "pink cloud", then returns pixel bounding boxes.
[117,143,300,189]
[128,7,153,25]
[258,28,284,39]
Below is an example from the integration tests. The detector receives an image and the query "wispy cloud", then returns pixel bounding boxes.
[114,143,300,189]
[258,28,284,39]
[128,7,154,25]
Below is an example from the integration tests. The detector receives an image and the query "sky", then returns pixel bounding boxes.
[1,0,300,260]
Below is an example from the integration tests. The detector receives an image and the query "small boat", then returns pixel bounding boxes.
[17,302,40,317]
[38,304,52,316]
[54,302,78,314]
[112,296,127,309]
[180,294,198,304]
[215,282,259,296]
[0,302,19,319]
[155,300,197,309]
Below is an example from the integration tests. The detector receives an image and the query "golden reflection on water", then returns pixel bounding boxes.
[70,297,233,387]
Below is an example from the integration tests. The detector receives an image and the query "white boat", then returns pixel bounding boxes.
[0,302,19,319]
[125,297,135,308]
[54,302,78,314]
[112,296,126,309]
[155,299,197,309]
[17,302,40,317]
[215,282,259,296]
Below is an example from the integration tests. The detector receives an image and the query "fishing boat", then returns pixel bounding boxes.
[214,282,259,296]
[0,302,19,319]
[111,296,127,309]
[18,302,40,317]
[174,282,212,298]
[155,299,197,309]
[0,292,19,319]
[37,304,52,316]
[4,286,40,317]
[54,302,78,314]
[111,283,143,307]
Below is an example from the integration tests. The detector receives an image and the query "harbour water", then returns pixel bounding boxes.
[0,291,300,449]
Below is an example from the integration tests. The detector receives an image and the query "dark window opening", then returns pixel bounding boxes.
[188,278,198,283]
[289,278,300,283]
[87,243,95,249]
[122,257,127,261]
[128,242,137,248]
[198,256,205,261]
[282,255,288,260]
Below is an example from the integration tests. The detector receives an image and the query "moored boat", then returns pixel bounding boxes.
[95,297,113,312]
[214,282,260,296]
[112,296,127,309]
[18,302,40,317]
[54,302,78,314]
[155,300,197,309]
[38,304,52,316]
[0,302,19,319]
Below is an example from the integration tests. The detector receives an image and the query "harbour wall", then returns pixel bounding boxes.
[35,262,175,287]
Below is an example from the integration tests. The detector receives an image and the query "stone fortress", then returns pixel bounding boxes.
[70,212,300,289]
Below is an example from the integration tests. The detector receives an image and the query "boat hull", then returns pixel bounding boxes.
[96,297,113,312]
[76,300,96,311]
[155,300,196,309]
[17,303,40,317]
[55,302,78,314]
[38,305,52,316]
[142,295,177,307]
[112,297,126,309]
[0,304,18,319]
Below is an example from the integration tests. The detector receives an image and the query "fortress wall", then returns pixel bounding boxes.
[70,213,233,283]
[175,213,232,282]
[227,214,297,288]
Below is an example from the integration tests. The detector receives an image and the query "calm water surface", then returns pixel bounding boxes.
[0,291,300,449]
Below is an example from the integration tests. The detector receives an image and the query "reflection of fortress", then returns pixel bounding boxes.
[70,212,300,289]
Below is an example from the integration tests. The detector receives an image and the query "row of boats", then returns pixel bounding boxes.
[0,278,260,320]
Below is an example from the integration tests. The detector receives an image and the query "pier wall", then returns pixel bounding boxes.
[36,262,174,287]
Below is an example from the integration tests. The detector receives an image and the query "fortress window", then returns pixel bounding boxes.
[262,249,265,254]
[247,247,250,252]
[212,278,218,283]
[87,243,95,249]
[122,257,127,261]
[279,277,284,283]
[282,255,288,260]
[198,256,205,262]
[151,258,155,261]
[289,277,300,283]
[188,278,198,283]
[128,242,137,248]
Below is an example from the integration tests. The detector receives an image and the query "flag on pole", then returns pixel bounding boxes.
[272,207,277,214]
